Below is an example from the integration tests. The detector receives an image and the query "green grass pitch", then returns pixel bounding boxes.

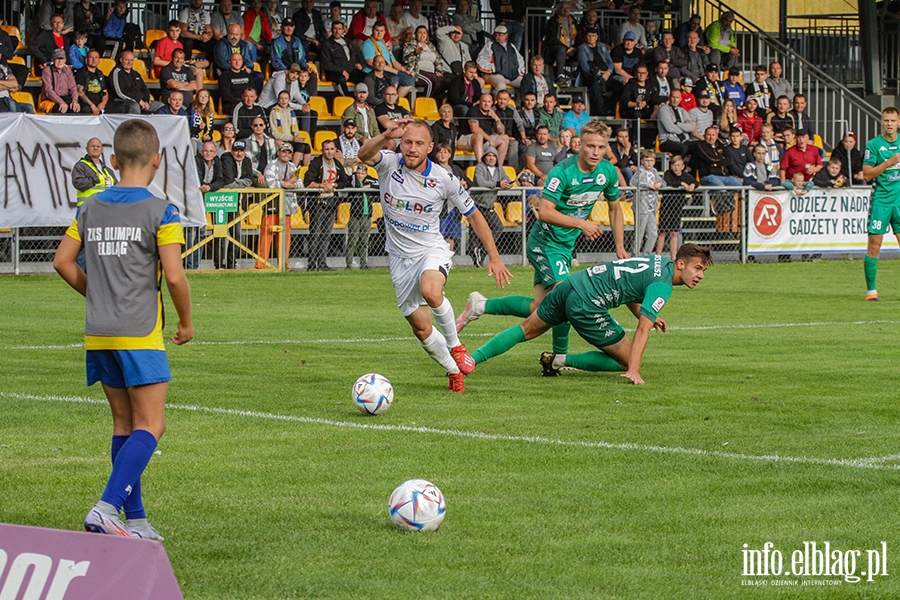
[2,259,900,599]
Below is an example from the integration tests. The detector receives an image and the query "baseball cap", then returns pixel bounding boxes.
[355,82,368,93]
[705,63,719,72]
[281,17,294,27]
[343,119,358,127]
[232,140,246,150]
[623,31,637,41]
[572,94,585,104]
[289,63,302,73]
[696,89,710,99]
[52,48,67,60]
[279,142,293,152]
[681,77,694,88]
[494,25,508,34]
[584,27,598,35]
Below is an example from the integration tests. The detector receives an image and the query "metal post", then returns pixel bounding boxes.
[520,189,527,267]
[12,228,19,276]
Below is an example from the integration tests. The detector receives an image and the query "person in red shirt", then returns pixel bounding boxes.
[243,0,272,55]
[779,128,822,182]
[737,97,762,145]
[153,21,184,77]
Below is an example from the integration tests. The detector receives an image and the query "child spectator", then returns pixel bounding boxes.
[783,170,813,193]
[722,67,745,106]
[659,155,694,259]
[813,158,848,188]
[69,30,89,70]
[635,149,663,254]
[742,143,780,190]
[758,123,781,171]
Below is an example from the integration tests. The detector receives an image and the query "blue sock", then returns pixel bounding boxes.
[100,429,156,515]
[111,434,146,520]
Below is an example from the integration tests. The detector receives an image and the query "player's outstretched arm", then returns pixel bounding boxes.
[621,314,655,385]
[466,208,512,288]
[537,198,603,240]
[53,234,87,296]
[159,243,194,345]
[358,117,415,166]
[607,200,630,258]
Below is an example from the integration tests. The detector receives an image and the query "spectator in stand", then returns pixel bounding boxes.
[69,30,89,71]
[767,61,794,102]
[538,92,564,142]
[160,48,202,108]
[543,1,579,85]
[386,3,412,50]
[523,126,557,186]
[696,63,725,115]
[211,0,243,41]
[72,0,105,51]
[431,104,458,159]
[321,21,365,96]
[232,87,267,139]
[327,1,344,32]
[436,24,472,77]
[349,0,389,48]
[101,0,142,54]
[780,128,822,184]
[404,0,428,35]
[217,122,236,156]
[346,164,378,269]
[635,149,664,254]
[403,26,452,100]
[243,0,273,59]
[744,65,772,112]
[658,89,700,157]
[706,10,739,71]
[517,91,539,144]
[645,20,661,49]
[718,99,740,143]
[577,27,616,117]
[246,115,278,180]
[477,25,525,94]
[575,9,600,47]
[781,126,797,151]
[790,94,816,136]
[758,123,781,171]
[218,139,258,268]
[434,142,467,251]
[653,30,684,80]
[190,89,215,150]
[107,51,163,114]
[220,53,253,115]
[72,137,116,207]
[0,24,26,90]
[153,21,183,76]
[155,90,188,120]
[647,60,675,116]
[554,129,574,163]
[676,14,705,49]
[336,119,362,168]
[611,31,644,84]
[620,64,652,120]
[375,86,410,133]
[737,97,762,144]
[783,170,812,194]
[453,0,484,52]
[680,30,708,83]
[341,83,380,143]
[429,0,454,43]
[362,55,391,106]
[303,139,351,271]
[519,55,556,106]
[679,78,697,111]
[30,15,71,71]
[610,127,638,184]
[494,89,524,169]
[617,5,648,48]
[742,143,781,190]
[470,147,510,266]
[37,0,74,34]
[563,95,590,136]
[724,128,752,177]
[766,95,795,142]
[271,17,306,72]
[722,67,745,106]
[813,157,849,188]
[448,60,482,118]
[691,126,742,191]
[688,89,715,135]
[489,0,525,52]
[461,92,510,164]
[41,48,81,115]
[258,141,298,268]
[213,24,261,91]
[831,132,865,184]
[292,0,326,57]
[178,0,215,59]
[362,22,414,99]
[260,62,314,110]
[269,90,313,167]
[75,49,107,114]
[659,155,694,259]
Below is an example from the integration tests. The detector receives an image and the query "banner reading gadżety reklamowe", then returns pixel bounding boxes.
[0,113,205,228]
[748,188,900,255]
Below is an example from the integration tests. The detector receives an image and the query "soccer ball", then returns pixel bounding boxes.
[388,479,446,532]
[352,373,393,415]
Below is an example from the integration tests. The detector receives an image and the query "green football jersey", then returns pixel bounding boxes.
[529,155,619,251]
[863,135,900,205]
[569,255,674,322]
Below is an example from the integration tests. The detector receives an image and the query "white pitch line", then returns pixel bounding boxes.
[5,320,900,351]
[2,391,896,472]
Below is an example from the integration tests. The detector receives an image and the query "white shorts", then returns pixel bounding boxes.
[390,248,455,317]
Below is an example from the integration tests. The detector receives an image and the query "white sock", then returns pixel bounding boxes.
[431,297,461,348]
[552,354,567,370]
[419,326,459,373]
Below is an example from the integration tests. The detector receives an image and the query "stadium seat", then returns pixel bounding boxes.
[211,129,222,142]
[398,97,410,111]
[215,97,228,120]
[314,130,337,153]
[38,93,55,113]
[307,63,319,78]
[1,25,24,50]
[367,166,378,179]
[506,201,523,224]
[144,29,166,51]
[621,201,635,226]
[589,201,610,226]
[11,91,36,113]
[8,56,25,67]
[291,210,310,229]
[494,202,515,227]
[297,130,312,148]
[813,134,824,149]
[242,204,262,230]
[465,165,476,180]
[297,165,309,181]
[414,97,440,120]
[333,202,350,228]
[97,57,116,75]
[308,96,331,119]
[370,201,383,228]
[131,59,155,81]
[332,96,354,119]
[503,166,516,182]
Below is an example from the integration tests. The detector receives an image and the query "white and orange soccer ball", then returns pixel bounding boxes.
[352,373,393,415]
[388,479,446,531]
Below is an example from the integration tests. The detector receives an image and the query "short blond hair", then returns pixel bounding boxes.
[580,120,611,139]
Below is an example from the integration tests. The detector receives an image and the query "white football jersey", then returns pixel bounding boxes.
[373,150,476,258]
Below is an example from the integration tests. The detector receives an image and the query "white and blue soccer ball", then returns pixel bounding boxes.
[389,479,446,532]
[352,373,394,415]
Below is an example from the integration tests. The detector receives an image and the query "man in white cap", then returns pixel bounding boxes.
[476,24,524,94]
[340,82,381,144]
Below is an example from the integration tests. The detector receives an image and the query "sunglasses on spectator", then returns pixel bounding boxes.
[224,127,235,131]
[252,123,266,127]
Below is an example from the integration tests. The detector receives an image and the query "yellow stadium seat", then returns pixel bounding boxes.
[370,201,383,228]
[242,203,261,230]
[131,59,155,81]
[466,165,476,180]
[1,25,23,49]
[367,166,378,179]
[11,91,36,112]
[144,29,166,50]
[212,129,222,142]
[97,57,116,75]
[414,97,440,120]
[507,98,516,107]
[506,201,523,224]
[297,130,312,147]
[332,96,354,119]
[308,96,331,118]
[398,97,410,111]
[307,63,319,78]
[589,201,610,225]
[333,202,350,228]
[291,210,310,229]
[494,202,514,227]
[813,134,824,149]
[8,56,25,66]
[297,165,309,182]
[503,166,516,183]
[621,201,635,226]
[314,130,337,153]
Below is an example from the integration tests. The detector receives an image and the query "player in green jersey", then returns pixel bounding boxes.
[862,107,900,301]
[469,244,711,385]
[456,120,629,374]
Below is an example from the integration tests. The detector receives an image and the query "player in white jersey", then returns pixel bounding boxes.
[359,118,512,392]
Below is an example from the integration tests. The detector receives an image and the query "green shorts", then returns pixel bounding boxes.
[868,203,900,235]
[527,238,571,289]
[536,279,626,348]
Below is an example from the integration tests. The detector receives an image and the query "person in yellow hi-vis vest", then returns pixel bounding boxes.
[71,137,118,270]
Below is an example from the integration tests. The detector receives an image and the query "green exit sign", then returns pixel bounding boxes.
[205,191,239,225]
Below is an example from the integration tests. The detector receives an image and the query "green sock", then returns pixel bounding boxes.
[864,255,878,292]
[551,322,570,354]
[564,351,625,372]
[472,325,527,364]
[484,296,533,318]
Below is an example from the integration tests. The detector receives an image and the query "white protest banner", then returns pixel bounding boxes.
[747,188,900,254]
[0,113,205,228]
